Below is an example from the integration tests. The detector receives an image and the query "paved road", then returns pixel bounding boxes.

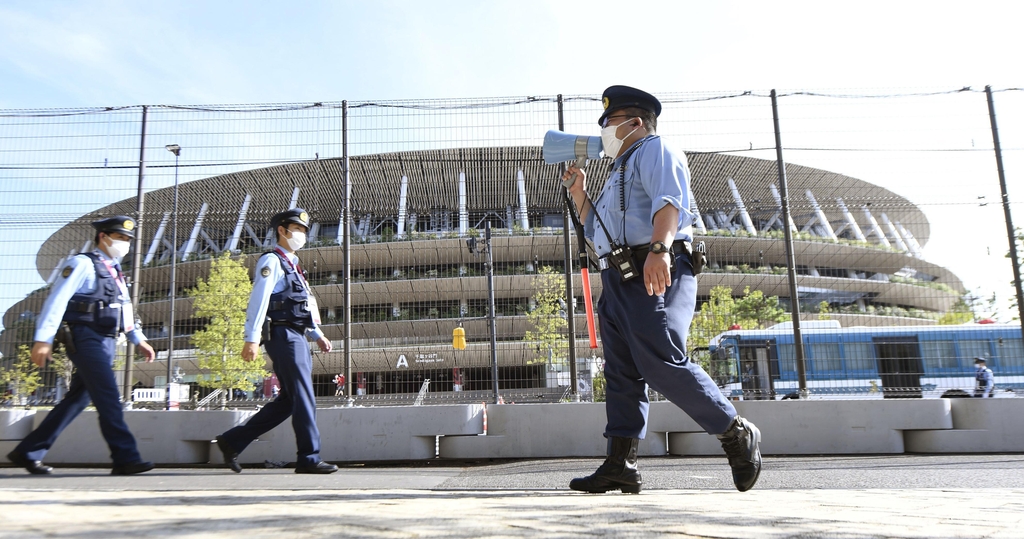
[2,455,1023,538]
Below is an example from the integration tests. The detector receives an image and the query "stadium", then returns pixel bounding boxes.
[2,148,963,400]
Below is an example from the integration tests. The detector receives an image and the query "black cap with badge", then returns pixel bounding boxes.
[270,208,311,230]
[91,215,137,239]
[598,85,662,126]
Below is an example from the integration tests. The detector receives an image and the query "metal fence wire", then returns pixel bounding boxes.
[1,87,1023,408]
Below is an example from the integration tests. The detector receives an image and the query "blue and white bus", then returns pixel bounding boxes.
[707,322,1024,399]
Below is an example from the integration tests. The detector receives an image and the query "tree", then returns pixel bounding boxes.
[937,293,977,325]
[734,286,786,329]
[523,267,568,368]
[817,300,831,321]
[189,253,268,405]
[1,345,42,405]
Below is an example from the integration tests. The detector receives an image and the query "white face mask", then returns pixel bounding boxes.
[601,118,639,159]
[105,238,131,259]
[284,230,306,251]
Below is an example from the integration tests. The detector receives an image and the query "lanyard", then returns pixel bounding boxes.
[274,247,310,292]
[99,258,134,332]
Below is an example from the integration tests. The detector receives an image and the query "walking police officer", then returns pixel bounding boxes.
[974,357,994,398]
[564,86,762,493]
[7,216,156,475]
[213,208,338,474]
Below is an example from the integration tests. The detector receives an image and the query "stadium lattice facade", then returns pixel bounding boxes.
[2,148,963,401]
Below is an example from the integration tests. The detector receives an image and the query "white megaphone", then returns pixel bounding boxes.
[542,130,603,165]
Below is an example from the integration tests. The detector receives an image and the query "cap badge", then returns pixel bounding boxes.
[602,97,610,110]
[123,220,134,230]
[299,212,309,223]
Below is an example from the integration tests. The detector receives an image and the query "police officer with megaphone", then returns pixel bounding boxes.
[564,85,762,494]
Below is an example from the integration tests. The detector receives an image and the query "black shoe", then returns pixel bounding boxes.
[295,461,339,474]
[214,436,242,473]
[111,461,155,475]
[569,437,642,494]
[718,416,762,492]
[7,450,53,475]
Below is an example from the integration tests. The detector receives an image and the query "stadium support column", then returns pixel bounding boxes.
[458,172,468,236]
[516,169,529,231]
[181,202,209,262]
[805,190,837,241]
[771,90,807,394]
[985,85,1024,341]
[288,187,300,210]
[836,198,866,241]
[727,178,757,235]
[879,213,908,252]
[861,206,891,249]
[397,175,409,238]
[125,105,148,403]
[225,194,253,253]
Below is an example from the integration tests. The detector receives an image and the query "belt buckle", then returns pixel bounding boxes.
[597,258,610,271]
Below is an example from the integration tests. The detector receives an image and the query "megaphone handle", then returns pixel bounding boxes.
[562,160,587,188]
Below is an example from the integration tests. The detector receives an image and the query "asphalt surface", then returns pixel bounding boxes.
[2,455,1023,538]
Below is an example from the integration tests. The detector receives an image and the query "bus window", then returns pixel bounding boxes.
[777,343,796,375]
[844,342,875,372]
[921,340,957,370]
[809,342,841,372]
[997,338,1024,369]
[959,339,991,369]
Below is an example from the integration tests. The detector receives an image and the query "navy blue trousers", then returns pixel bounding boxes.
[220,326,321,467]
[15,325,142,465]
[599,253,737,439]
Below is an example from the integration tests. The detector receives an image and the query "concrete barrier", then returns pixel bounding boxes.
[668,399,953,455]
[905,398,1024,453]
[2,399,1022,465]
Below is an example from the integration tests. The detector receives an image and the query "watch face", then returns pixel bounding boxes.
[651,241,669,253]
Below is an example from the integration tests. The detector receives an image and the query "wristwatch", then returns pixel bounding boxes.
[650,241,671,254]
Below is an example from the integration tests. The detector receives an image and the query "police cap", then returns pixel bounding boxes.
[598,85,662,126]
[91,215,137,239]
[270,208,311,231]
[974,357,987,363]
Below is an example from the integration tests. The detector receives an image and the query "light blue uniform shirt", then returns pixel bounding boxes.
[34,251,146,345]
[585,135,696,256]
[244,251,325,344]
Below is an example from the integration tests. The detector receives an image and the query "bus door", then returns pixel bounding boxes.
[739,340,775,400]
[710,337,740,392]
[873,336,924,398]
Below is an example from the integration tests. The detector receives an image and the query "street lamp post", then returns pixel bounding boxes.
[165,144,181,410]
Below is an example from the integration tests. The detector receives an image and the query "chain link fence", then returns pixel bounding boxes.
[1,87,1022,408]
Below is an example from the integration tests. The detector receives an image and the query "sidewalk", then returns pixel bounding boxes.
[2,455,1023,538]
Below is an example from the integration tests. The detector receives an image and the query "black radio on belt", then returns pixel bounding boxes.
[607,244,639,281]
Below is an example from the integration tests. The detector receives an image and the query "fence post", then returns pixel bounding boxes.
[770,90,807,394]
[124,105,148,403]
[342,100,353,405]
[985,86,1024,341]
[557,95,580,401]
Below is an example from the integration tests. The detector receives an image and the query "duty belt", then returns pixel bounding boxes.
[598,241,691,271]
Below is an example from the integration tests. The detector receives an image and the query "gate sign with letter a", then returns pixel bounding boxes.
[396,354,409,369]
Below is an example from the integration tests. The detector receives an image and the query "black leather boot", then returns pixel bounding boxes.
[569,437,642,494]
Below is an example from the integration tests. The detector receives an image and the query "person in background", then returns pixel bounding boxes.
[974,357,994,398]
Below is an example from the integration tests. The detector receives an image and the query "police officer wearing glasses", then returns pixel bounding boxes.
[213,209,338,474]
[7,216,156,475]
[564,85,762,493]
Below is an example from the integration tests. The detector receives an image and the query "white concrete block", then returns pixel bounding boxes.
[905,399,1024,453]
[0,410,37,440]
[669,399,953,456]
[38,409,257,464]
[239,404,485,464]
[439,403,666,459]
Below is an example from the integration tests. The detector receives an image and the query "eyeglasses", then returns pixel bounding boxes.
[601,115,635,128]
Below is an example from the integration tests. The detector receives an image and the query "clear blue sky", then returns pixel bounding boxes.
[1,0,1023,327]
